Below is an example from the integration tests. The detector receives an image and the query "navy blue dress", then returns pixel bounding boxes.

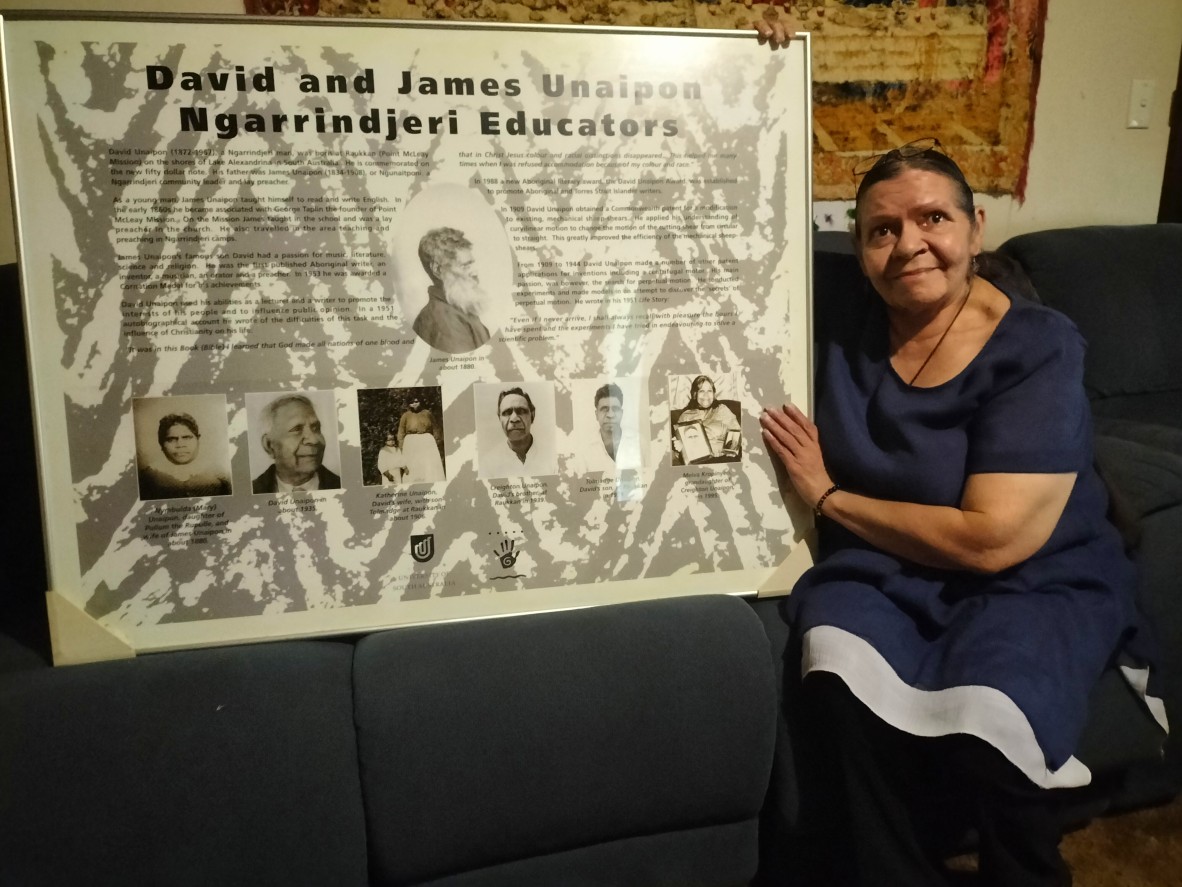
[791,290,1154,788]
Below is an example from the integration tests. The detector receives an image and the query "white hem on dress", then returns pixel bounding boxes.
[802,624,1094,789]
[1119,664,1169,733]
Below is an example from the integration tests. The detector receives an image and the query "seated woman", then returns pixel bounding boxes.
[751,55,1162,883]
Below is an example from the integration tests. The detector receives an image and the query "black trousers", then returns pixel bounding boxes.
[792,671,1073,887]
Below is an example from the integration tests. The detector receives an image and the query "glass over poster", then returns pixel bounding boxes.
[0,13,814,663]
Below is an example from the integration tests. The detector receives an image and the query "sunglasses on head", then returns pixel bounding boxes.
[852,137,948,178]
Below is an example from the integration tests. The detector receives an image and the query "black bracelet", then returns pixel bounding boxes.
[814,483,840,516]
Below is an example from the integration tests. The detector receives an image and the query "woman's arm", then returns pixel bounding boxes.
[760,402,1076,574]
[822,472,1076,574]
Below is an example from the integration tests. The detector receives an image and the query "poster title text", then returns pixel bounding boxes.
[146,65,699,140]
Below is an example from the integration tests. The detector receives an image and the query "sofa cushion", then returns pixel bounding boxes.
[353,594,777,887]
[0,640,368,887]
[1095,419,1182,458]
[997,225,1182,425]
[1094,432,1182,524]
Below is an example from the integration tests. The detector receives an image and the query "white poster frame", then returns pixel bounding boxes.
[0,12,814,664]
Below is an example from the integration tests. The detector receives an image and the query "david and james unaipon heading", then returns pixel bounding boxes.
[146,65,703,141]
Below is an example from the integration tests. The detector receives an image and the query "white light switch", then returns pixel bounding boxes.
[1128,79,1155,129]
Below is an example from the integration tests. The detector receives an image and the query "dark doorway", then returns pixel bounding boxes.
[1159,42,1182,222]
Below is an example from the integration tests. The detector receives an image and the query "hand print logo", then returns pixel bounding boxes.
[489,534,526,580]
[497,538,519,569]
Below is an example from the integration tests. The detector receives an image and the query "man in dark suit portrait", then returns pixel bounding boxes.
[252,394,341,494]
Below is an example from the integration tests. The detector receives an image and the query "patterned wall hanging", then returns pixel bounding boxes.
[245,0,1048,200]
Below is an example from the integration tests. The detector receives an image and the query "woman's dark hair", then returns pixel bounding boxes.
[976,252,1041,303]
[853,146,975,239]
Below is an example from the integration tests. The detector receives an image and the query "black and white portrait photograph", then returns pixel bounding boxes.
[668,371,744,466]
[390,183,514,354]
[474,382,559,480]
[357,386,446,486]
[132,395,233,501]
[570,377,645,474]
[245,390,343,495]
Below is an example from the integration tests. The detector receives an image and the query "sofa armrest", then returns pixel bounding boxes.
[1091,432,1182,803]
[1096,419,1182,458]
[1095,432,1182,524]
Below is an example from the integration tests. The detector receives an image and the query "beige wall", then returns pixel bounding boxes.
[982,0,1182,246]
[1,0,1180,261]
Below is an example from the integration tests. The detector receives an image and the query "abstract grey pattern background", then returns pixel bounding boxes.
[3,17,812,652]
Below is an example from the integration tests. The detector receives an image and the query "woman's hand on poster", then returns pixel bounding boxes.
[754,17,794,49]
[761,402,833,507]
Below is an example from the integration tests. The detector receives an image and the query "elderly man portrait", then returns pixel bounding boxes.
[479,385,558,479]
[252,393,341,494]
[138,412,232,500]
[413,227,492,354]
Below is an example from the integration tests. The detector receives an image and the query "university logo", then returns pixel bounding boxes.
[410,534,435,564]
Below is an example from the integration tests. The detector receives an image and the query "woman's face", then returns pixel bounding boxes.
[695,382,715,409]
[161,423,199,465]
[855,168,984,314]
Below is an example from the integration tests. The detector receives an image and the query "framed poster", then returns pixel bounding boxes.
[0,12,814,664]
